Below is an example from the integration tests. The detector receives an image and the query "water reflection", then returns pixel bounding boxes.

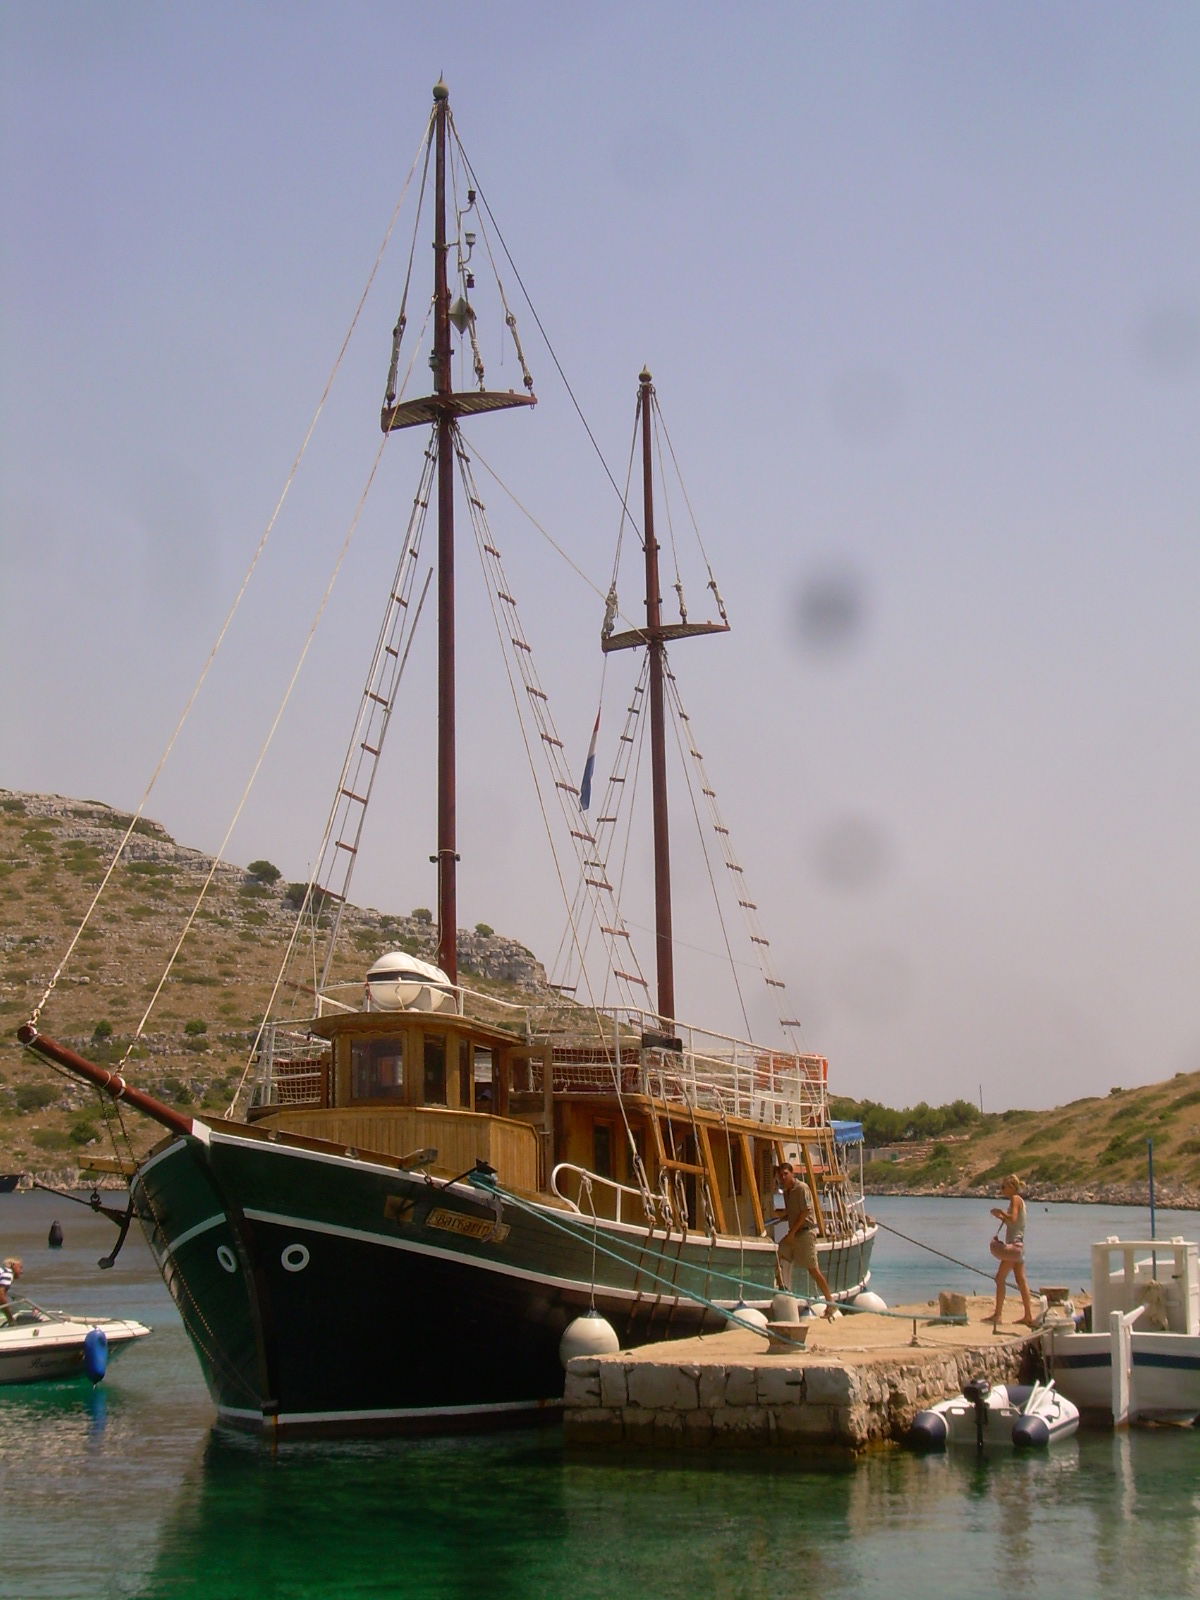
[128,1425,1200,1600]
[4,1191,1198,1599]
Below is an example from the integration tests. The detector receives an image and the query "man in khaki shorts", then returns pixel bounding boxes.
[775,1164,836,1318]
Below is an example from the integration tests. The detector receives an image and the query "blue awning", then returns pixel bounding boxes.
[832,1120,864,1145]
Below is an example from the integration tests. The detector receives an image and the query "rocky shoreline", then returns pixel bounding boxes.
[867,1179,1200,1212]
[14,1173,1199,1211]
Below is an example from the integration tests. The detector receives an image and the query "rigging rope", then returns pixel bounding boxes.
[872,1216,997,1282]
[458,431,650,1022]
[28,123,430,1034]
[129,433,392,1072]
[468,1173,893,1347]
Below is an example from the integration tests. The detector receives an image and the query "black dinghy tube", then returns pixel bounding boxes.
[907,1408,949,1450]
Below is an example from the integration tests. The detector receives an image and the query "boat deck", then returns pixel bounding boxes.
[564,1294,1042,1452]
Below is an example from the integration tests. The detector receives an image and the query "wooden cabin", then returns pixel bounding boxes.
[247,1000,853,1240]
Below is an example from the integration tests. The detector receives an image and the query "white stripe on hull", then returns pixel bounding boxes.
[217,1395,563,1430]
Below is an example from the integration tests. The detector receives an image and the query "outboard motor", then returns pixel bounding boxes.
[963,1374,991,1451]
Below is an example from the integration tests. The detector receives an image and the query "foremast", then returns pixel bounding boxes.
[379,79,536,980]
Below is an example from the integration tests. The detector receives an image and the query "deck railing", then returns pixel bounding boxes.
[549,1162,676,1228]
[251,999,831,1130]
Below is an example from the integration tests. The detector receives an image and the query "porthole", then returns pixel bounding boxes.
[281,1243,310,1273]
[216,1245,238,1274]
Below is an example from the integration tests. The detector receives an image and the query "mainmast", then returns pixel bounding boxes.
[380,79,536,983]
[432,81,457,979]
[640,370,675,1022]
[603,369,729,1027]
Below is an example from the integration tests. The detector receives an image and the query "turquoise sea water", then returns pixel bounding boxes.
[1,1191,1197,1599]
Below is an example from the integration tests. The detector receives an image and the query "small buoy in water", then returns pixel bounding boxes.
[728,1301,768,1329]
[82,1327,109,1384]
[48,1220,64,1248]
[559,1311,620,1367]
[852,1291,888,1314]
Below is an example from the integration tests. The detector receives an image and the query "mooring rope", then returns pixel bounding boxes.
[465,1174,913,1351]
[873,1216,994,1281]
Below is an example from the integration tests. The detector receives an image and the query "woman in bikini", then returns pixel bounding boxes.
[988,1174,1036,1326]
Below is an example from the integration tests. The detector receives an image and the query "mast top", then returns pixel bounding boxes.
[433,78,449,101]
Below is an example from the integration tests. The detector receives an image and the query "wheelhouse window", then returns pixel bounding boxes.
[457,1039,471,1108]
[422,1033,447,1104]
[593,1121,614,1180]
[351,1037,405,1101]
[474,1050,494,1110]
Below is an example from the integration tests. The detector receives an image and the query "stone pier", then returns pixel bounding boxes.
[564,1294,1038,1452]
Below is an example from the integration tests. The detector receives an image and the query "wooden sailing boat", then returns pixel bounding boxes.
[17,81,875,1436]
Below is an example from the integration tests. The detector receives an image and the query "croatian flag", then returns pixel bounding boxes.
[579,713,600,811]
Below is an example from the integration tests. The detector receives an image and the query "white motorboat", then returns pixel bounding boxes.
[909,1377,1080,1450]
[1041,1237,1200,1424]
[0,1297,150,1385]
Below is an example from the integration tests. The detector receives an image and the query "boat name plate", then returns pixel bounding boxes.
[425,1207,509,1244]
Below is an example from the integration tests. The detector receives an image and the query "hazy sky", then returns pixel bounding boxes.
[3,3,1197,1112]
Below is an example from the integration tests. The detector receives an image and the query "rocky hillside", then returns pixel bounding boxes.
[4,787,1198,1210]
[856,1076,1200,1211]
[1,788,548,1182]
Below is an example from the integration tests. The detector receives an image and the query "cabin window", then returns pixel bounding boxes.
[422,1033,447,1104]
[457,1039,471,1109]
[350,1037,405,1101]
[474,1050,494,1110]
[592,1121,614,1180]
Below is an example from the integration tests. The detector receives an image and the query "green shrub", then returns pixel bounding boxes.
[246,859,281,886]
[284,883,329,914]
[14,1083,56,1113]
[1024,1154,1074,1184]
[68,1118,102,1147]
[32,1127,71,1150]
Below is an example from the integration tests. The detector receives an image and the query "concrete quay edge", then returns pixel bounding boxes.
[563,1294,1038,1452]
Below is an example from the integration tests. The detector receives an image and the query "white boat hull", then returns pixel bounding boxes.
[0,1305,150,1385]
[1042,1329,1200,1422]
[1042,1238,1200,1423]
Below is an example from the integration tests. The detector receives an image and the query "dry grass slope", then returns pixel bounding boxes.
[0,789,545,1183]
[3,788,1197,1208]
[862,1074,1200,1209]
